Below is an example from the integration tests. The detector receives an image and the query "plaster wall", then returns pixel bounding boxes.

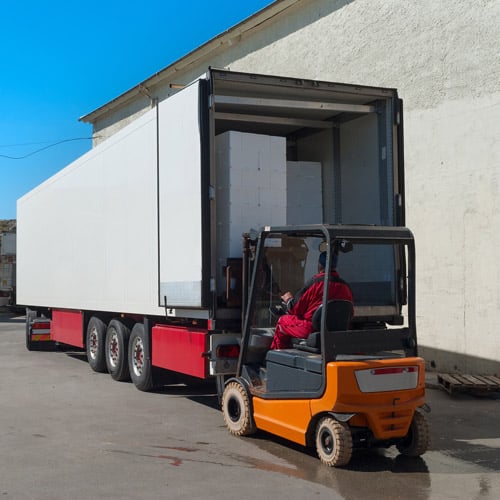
[90,0,500,372]
[405,93,500,373]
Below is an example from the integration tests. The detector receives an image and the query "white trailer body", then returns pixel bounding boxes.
[18,70,403,319]
[18,108,160,315]
[18,69,404,382]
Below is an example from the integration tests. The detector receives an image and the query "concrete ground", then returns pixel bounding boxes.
[1,311,500,499]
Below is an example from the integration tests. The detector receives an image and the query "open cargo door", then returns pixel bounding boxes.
[157,80,209,309]
[210,69,404,228]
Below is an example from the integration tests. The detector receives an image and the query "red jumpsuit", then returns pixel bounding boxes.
[270,271,353,350]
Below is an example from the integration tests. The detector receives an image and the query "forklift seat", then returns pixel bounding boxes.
[297,299,353,353]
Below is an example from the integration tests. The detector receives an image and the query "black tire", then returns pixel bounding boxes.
[105,319,131,381]
[396,408,430,457]
[222,381,256,436]
[86,316,107,373]
[128,323,154,391]
[315,416,353,467]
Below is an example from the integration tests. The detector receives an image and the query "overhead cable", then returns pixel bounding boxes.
[0,137,94,160]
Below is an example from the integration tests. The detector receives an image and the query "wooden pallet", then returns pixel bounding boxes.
[437,373,500,395]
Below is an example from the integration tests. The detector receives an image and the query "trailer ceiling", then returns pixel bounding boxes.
[211,69,396,137]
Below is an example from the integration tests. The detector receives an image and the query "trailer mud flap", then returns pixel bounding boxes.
[51,309,84,348]
[152,324,208,378]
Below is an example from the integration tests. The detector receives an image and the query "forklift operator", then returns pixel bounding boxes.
[270,252,353,350]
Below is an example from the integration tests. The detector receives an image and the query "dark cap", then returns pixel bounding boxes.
[319,251,338,269]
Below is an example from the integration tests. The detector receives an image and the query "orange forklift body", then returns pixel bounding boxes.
[253,357,425,446]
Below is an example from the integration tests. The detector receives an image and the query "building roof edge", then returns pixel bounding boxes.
[80,0,301,124]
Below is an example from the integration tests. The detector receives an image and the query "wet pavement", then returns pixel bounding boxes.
[1,311,500,499]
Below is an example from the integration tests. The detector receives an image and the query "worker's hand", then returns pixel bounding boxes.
[281,291,293,303]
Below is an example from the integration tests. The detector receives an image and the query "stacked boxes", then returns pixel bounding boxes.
[215,131,324,299]
[215,131,287,293]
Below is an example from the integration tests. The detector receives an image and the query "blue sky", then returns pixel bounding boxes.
[0,0,273,219]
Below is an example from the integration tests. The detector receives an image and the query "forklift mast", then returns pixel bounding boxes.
[238,225,417,380]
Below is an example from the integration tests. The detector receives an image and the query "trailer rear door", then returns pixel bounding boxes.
[157,80,209,308]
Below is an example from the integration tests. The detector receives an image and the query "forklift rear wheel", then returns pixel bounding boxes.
[222,381,256,436]
[396,408,430,457]
[315,416,353,467]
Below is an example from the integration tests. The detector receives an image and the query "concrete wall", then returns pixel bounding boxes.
[91,0,500,373]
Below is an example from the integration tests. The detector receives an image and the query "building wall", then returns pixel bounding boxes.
[91,0,500,373]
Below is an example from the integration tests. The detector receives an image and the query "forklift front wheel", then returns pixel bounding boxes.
[222,381,256,436]
[315,416,353,467]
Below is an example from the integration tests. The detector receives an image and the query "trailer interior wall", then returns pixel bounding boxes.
[295,116,390,225]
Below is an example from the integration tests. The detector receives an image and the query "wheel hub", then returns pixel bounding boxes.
[320,429,334,454]
[132,337,144,376]
[89,327,98,360]
[228,396,241,423]
[108,331,119,368]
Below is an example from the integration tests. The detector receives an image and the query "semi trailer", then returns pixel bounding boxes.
[18,69,407,394]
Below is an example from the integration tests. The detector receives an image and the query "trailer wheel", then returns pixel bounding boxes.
[105,319,131,381]
[396,409,430,457]
[315,416,353,467]
[86,316,107,373]
[222,381,256,436]
[128,323,154,391]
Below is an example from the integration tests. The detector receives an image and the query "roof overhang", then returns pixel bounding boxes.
[80,0,302,124]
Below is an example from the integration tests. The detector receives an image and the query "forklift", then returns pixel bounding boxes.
[221,225,429,467]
